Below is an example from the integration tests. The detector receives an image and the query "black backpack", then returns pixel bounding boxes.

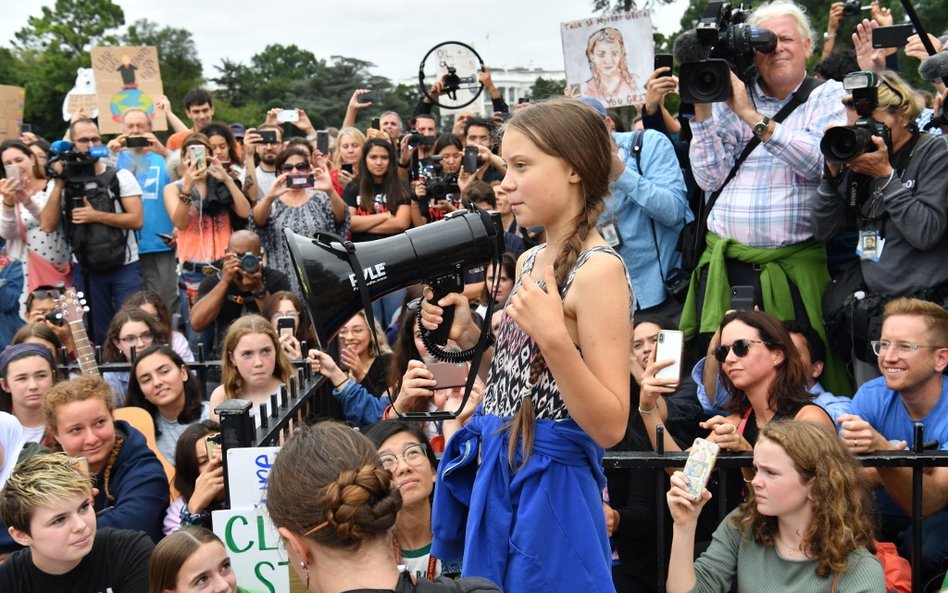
[395,571,503,593]
[68,166,129,274]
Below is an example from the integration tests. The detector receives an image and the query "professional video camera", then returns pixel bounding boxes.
[45,140,109,204]
[820,71,892,163]
[419,156,460,203]
[407,130,436,148]
[677,1,777,103]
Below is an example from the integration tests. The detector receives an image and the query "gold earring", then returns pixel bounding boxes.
[300,561,310,589]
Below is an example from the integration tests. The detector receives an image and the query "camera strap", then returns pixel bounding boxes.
[697,76,824,237]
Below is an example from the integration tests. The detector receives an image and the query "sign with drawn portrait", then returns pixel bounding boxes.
[90,46,167,134]
[561,10,654,109]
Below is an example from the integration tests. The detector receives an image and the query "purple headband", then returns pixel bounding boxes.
[0,343,56,377]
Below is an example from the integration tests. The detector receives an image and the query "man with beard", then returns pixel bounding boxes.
[241,123,283,202]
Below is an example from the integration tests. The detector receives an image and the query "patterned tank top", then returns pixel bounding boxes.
[482,244,634,420]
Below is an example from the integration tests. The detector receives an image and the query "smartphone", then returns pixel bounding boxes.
[518,97,530,104]
[126,135,149,148]
[204,433,222,460]
[188,144,207,171]
[257,129,278,144]
[156,232,174,245]
[428,361,467,390]
[20,123,32,134]
[3,165,20,184]
[682,438,720,499]
[872,24,915,48]
[341,163,354,174]
[654,53,674,75]
[316,130,329,155]
[371,117,381,130]
[276,316,296,338]
[655,329,684,381]
[276,109,299,123]
[286,174,314,189]
[730,285,755,311]
[358,91,379,104]
[462,145,479,174]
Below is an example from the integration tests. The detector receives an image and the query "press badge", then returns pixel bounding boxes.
[857,229,884,262]
[598,221,622,248]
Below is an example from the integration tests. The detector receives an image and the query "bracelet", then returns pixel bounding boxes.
[876,169,896,192]
[398,162,409,169]
[638,405,658,414]
[2,201,14,208]
[333,378,349,390]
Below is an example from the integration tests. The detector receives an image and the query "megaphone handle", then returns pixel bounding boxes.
[428,273,463,346]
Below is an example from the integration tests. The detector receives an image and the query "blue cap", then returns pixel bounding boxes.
[576,96,608,118]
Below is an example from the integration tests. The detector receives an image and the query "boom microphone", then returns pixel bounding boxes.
[673,30,710,65]
[919,51,948,82]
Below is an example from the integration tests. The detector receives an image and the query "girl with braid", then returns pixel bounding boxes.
[43,374,170,542]
[420,97,634,593]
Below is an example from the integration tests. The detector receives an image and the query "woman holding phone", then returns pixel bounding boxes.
[252,148,348,295]
[164,133,251,356]
[331,127,365,194]
[666,421,884,593]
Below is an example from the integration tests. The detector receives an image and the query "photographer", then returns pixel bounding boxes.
[682,0,850,394]
[811,71,948,376]
[462,118,506,183]
[39,118,144,345]
[411,133,462,226]
[397,114,438,182]
[188,230,290,352]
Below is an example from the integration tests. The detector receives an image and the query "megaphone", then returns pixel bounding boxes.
[284,207,504,348]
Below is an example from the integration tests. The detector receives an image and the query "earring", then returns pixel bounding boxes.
[299,561,310,589]
[773,358,778,366]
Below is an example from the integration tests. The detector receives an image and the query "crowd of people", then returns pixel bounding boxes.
[0,0,947,591]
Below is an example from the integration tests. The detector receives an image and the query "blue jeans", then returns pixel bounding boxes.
[74,261,144,345]
[178,270,216,358]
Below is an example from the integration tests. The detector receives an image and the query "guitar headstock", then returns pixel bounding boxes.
[55,288,88,325]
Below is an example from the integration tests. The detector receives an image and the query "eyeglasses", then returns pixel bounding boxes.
[74,137,102,145]
[280,162,310,172]
[119,331,154,346]
[713,339,773,363]
[338,326,367,338]
[379,443,428,472]
[871,340,945,356]
[31,289,62,300]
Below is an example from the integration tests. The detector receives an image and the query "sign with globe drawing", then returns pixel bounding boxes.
[91,46,167,134]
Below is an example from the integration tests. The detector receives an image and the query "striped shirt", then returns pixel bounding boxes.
[689,77,846,248]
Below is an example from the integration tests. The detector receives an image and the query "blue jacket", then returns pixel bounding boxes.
[332,379,390,427]
[93,420,169,542]
[602,129,691,309]
[432,413,615,593]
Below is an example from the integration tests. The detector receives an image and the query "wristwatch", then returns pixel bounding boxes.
[253,286,267,299]
[823,31,837,40]
[752,115,771,138]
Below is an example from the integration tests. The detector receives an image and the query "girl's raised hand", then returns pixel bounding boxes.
[667,470,711,526]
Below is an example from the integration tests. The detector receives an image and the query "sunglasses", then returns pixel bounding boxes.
[280,162,310,172]
[713,339,773,363]
[31,289,62,300]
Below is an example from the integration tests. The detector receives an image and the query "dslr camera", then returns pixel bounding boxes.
[407,130,436,148]
[842,0,868,17]
[820,71,891,163]
[420,156,460,203]
[237,252,261,274]
[678,1,777,103]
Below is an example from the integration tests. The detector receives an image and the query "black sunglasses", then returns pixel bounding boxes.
[280,162,310,172]
[713,339,772,363]
[31,288,62,300]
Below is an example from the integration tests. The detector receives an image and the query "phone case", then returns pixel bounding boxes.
[683,438,720,499]
[872,24,914,48]
[731,285,755,311]
[655,329,684,380]
[428,362,467,389]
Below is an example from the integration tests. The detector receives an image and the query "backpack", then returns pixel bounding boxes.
[394,571,503,593]
[68,166,129,274]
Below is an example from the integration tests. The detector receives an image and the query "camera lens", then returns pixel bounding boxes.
[239,253,260,273]
[820,125,872,163]
[680,60,733,104]
[658,333,665,343]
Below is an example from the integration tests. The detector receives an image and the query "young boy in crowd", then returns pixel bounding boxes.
[0,453,153,592]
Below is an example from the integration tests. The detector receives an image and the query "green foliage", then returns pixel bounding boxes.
[530,77,567,100]
[121,19,203,109]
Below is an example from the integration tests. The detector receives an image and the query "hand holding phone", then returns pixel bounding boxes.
[462,146,479,174]
[427,361,468,390]
[655,329,684,381]
[654,53,674,76]
[316,130,329,155]
[682,438,720,499]
[277,109,300,123]
[358,91,379,104]
[189,145,207,171]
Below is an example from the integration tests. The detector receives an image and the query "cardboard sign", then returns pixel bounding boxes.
[90,46,167,134]
[0,85,25,141]
[561,10,654,108]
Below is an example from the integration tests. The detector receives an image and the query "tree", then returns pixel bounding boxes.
[8,0,125,139]
[121,19,203,109]
[530,77,567,100]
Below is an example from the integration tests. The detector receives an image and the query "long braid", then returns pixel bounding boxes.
[507,206,600,468]
[102,432,125,503]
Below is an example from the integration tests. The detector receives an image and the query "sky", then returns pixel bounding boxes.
[0,0,689,83]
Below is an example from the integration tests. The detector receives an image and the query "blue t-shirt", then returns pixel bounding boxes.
[116,150,173,254]
[850,375,948,450]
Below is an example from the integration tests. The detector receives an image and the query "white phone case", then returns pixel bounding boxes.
[655,329,684,380]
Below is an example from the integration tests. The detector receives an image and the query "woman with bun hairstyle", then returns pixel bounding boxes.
[266,421,499,593]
